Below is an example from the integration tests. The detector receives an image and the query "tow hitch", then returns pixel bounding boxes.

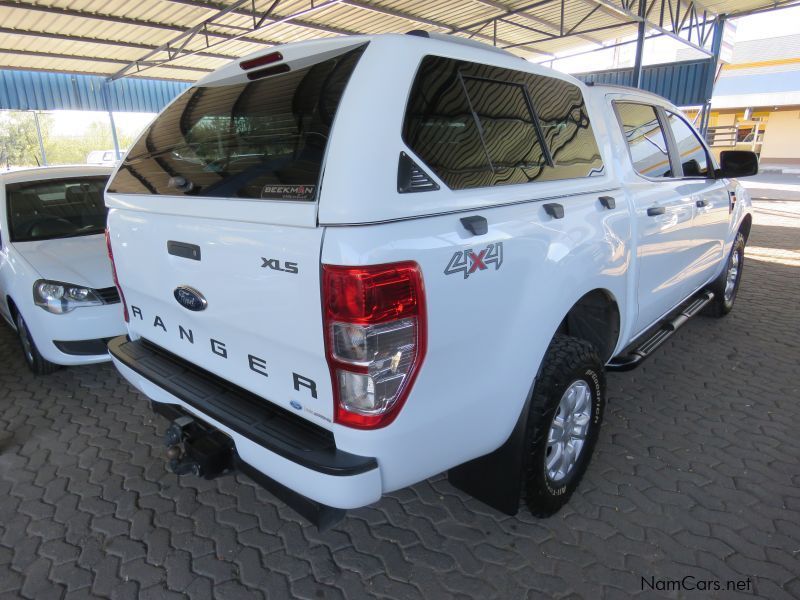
[164,415,234,479]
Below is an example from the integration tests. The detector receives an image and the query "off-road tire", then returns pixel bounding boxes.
[523,335,605,517]
[15,311,59,375]
[706,231,745,318]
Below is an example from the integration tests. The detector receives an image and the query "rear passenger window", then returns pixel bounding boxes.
[403,56,604,190]
[665,111,711,177]
[614,102,672,179]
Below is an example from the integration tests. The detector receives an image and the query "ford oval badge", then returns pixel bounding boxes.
[174,286,207,311]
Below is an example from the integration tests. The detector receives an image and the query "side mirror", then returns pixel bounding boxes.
[717,150,759,179]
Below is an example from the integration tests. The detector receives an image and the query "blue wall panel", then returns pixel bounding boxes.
[576,59,713,106]
[2,59,713,112]
[0,70,190,113]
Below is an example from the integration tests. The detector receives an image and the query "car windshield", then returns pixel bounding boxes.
[6,176,109,242]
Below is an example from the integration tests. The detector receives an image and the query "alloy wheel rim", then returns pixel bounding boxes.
[724,247,740,302]
[545,380,592,483]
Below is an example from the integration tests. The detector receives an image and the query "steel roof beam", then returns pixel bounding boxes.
[113,0,354,79]
[580,0,714,55]
[0,0,279,49]
[0,26,235,61]
[167,0,356,36]
[471,0,604,45]
[169,0,551,57]
[501,20,636,49]
[337,0,552,55]
[0,48,214,73]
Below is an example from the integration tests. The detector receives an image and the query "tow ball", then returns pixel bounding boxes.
[164,415,234,479]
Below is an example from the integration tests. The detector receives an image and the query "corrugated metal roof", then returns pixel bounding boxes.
[0,69,190,111]
[0,0,788,83]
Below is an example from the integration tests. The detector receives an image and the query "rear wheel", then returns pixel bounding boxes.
[706,231,745,317]
[523,335,605,517]
[15,311,59,376]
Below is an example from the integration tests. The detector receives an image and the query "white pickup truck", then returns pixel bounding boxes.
[104,32,756,527]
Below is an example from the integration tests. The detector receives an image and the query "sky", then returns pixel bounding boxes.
[26,4,800,145]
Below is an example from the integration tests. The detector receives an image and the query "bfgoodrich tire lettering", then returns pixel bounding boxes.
[523,334,605,517]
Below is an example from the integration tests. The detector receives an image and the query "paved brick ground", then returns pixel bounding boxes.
[1,201,798,599]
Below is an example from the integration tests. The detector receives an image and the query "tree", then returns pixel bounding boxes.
[0,111,137,168]
[0,112,51,168]
[45,120,134,165]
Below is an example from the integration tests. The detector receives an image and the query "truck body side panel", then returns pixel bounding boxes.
[322,191,632,492]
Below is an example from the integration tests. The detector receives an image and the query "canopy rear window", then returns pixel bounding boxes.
[108,44,366,201]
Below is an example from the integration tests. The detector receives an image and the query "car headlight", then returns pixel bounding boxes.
[33,280,103,314]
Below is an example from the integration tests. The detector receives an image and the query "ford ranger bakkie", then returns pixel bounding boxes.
[104,32,757,527]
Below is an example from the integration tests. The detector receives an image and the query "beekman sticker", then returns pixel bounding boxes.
[261,184,316,201]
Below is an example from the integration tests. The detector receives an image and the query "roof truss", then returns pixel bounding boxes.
[0,0,795,82]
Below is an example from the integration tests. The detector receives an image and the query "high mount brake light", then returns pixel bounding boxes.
[239,51,283,70]
[323,262,426,429]
[105,229,129,323]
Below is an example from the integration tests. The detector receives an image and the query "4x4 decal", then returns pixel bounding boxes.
[444,242,503,279]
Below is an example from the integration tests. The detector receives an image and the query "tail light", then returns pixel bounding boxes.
[323,262,426,429]
[105,228,129,323]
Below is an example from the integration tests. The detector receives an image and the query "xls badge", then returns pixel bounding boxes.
[445,242,503,279]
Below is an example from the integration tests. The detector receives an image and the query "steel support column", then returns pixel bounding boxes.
[33,111,47,167]
[102,83,122,160]
[699,15,725,136]
[632,0,646,88]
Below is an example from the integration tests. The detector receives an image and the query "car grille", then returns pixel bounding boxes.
[95,286,121,304]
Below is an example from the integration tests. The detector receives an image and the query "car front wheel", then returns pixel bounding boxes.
[15,311,59,375]
[707,231,746,317]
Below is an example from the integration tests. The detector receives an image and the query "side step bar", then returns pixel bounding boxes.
[607,290,714,372]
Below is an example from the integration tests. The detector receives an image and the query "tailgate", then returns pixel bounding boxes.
[107,208,333,426]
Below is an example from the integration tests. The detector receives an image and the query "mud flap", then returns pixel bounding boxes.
[447,397,530,516]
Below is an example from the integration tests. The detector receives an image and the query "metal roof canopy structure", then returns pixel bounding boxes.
[0,0,796,82]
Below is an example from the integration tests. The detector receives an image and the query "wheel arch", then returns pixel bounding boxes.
[5,295,20,328]
[739,213,753,242]
[555,288,621,363]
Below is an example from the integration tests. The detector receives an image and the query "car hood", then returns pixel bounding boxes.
[13,234,114,290]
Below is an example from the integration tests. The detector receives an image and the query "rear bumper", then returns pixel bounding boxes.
[108,336,382,510]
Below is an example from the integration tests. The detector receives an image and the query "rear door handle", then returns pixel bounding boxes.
[696,199,707,207]
[647,206,666,216]
[460,215,488,236]
[543,203,565,219]
[598,196,615,210]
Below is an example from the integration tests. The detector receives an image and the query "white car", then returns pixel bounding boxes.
[86,150,118,165]
[104,33,756,526]
[0,165,127,374]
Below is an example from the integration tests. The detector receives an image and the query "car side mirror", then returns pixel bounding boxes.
[717,150,759,179]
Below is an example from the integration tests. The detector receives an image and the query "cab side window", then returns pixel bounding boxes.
[614,102,672,179]
[665,111,711,178]
[403,56,604,190]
